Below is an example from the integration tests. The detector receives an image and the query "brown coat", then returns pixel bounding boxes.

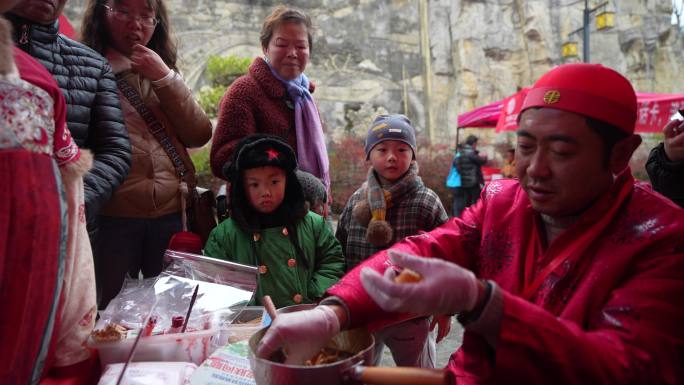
[101,51,212,218]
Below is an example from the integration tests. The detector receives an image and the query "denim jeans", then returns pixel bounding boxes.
[452,186,482,217]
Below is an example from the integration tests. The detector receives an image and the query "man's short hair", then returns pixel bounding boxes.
[465,135,478,145]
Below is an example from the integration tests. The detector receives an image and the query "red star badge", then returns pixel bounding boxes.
[266,148,280,160]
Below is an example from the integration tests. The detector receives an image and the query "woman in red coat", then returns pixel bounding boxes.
[210,5,329,192]
[257,64,684,385]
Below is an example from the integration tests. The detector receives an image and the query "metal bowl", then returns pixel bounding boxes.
[248,305,374,385]
[276,303,317,314]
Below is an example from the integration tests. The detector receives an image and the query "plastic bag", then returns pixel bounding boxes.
[446,152,462,188]
[96,252,258,335]
[446,164,461,188]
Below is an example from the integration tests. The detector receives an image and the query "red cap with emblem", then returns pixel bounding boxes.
[520,63,637,133]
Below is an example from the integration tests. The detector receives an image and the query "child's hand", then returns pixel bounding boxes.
[130,44,171,81]
[663,119,684,162]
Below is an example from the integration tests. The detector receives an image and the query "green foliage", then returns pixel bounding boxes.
[190,146,211,177]
[197,85,226,119]
[205,55,251,86]
[196,55,250,119]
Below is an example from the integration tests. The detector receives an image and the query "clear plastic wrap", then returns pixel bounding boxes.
[97,251,258,334]
[90,251,260,367]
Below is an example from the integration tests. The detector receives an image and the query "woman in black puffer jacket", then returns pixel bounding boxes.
[6,5,131,238]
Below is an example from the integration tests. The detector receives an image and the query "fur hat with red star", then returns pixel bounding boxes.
[223,134,298,181]
[519,63,637,133]
[224,134,307,232]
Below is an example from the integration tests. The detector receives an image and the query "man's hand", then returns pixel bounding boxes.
[430,315,452,343]
[663,119,684,162]
[360,250,479,316]
[256,306,341,365]
[130,44,171,81]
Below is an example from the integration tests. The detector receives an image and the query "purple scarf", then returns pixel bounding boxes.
[266,59,330,190]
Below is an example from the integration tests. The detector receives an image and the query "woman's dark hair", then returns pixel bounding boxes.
[81,0,178,71]
[586,117,630,166]
[260,5,313,53]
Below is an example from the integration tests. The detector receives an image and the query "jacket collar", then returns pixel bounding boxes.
[250,57,315,98]
[105,49,132,74]
[6,13,59,45]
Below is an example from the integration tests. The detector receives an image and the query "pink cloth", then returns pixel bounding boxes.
[328,175,684,385]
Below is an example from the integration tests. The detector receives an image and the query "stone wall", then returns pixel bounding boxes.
[65,0,684,146]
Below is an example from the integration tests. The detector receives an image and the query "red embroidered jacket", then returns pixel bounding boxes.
[328,176,684,385]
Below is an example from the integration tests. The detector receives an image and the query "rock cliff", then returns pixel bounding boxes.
[65,0,683,143]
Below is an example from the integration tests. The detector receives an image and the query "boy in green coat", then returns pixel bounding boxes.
[205,135,344,308]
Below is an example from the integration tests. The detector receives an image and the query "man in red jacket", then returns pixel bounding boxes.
[257,63,684,385]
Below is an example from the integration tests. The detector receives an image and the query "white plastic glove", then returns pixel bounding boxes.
[360,250,479,316]
[256,306,340,365]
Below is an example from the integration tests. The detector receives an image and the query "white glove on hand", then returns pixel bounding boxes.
[256,306,340,365]
[360,250,479,316]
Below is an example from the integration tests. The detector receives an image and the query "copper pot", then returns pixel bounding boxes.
[248,305,455,385]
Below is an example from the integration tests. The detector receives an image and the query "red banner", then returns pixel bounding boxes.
[490,90,684,134]
[634,93,684,133]
[495,88,529,133]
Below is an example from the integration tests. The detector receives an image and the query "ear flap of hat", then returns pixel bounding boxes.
[222,161,235,182]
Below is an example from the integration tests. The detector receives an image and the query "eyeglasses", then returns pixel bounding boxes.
[102,4,158,28]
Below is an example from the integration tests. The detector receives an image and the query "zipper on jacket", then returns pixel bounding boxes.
[18,24,30,49]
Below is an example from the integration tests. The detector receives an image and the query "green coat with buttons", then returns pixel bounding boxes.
[204,212,345,308]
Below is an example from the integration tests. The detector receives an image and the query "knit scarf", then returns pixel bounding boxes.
[265,58,330,190]
[357,162,422,246]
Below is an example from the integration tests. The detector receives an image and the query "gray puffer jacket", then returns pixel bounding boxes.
[8,13,131,228]
[455,144,486,188]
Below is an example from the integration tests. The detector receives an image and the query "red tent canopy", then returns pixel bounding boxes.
[456,100,503,128]
[457,89,684,133]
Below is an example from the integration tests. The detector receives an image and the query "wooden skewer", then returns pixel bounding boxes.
[262,295,277,321]
[181,284,199,333]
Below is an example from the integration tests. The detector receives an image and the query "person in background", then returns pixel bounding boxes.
[210,5,330,213]
[205,135,344,308]
[5,0,131,243]
[256,64,684,385]
[452,134,487,217]
[81,0,212,308]
[1,11,96,383]
[336,115,450,368]
[500,148,516,179]
[646,118,684,208]
[296,169,328,217]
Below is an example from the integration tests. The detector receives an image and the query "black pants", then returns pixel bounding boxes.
[95,212,182,309]
[452,186,482,217]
